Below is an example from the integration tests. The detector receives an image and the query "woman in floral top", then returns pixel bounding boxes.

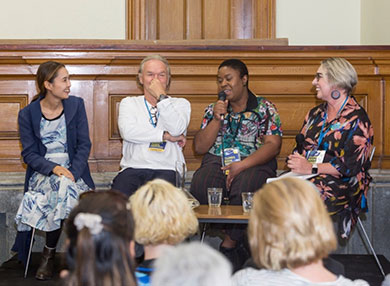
[287,57,374,238]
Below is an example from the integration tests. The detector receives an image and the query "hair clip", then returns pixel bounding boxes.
[74,213,103,235]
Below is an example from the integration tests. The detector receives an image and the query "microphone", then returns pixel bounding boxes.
[218,91,226,120]
[295,134,305,155]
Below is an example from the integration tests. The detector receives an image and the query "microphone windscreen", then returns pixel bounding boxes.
[295,133,305,154]
[218,91,226,101]
[296,133,305,144]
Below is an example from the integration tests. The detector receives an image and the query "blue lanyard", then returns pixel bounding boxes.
[144,98,158,128]
[317,96,349,149]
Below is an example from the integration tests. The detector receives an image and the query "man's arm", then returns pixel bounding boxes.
[158,98,191,136]
[118,97,164,144]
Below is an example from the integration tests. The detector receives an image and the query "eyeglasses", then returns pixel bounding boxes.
[314,73,323,81]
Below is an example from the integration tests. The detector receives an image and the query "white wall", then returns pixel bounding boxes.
[1,0,389,44]
[276,0,361,45]
[0,0,126,39]
[361,0,390,44]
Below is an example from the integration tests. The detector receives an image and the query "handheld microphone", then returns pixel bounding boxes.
[217,91,226,120]
[295,133,305,155]
[218,90,226,101]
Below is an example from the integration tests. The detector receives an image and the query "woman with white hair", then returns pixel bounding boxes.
[152,242,232,286]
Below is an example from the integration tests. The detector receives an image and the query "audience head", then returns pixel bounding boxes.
[249,178,337,271]
[136,54,171,90]
[151,242,232,286]
[320,57,358,94]
[218,58,249,88]
[65,191,137,286]
[128,179,198,246]
[33,61,66,101]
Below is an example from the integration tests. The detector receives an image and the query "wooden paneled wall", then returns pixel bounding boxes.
[127,0,275,40]
[1,42,390,172]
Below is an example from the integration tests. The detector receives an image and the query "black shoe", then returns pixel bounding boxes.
[35,246,56,280]
[219,243,250,273]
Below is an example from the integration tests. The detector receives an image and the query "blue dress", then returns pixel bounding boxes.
[15,113,89,232]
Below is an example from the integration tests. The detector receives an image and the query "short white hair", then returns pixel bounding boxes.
[151,242,232,286]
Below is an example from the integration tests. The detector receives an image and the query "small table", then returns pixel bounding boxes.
[193,205,250,243]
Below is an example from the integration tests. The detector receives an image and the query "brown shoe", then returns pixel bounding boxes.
[35,246,56,280]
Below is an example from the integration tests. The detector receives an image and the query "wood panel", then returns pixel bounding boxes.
[1,42,390,172]
[127,0,275,40]
[158,0,185,40]
[0,95,27,139]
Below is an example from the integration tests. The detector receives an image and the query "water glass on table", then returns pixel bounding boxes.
[207,187,222,207]
[241,192,254,212]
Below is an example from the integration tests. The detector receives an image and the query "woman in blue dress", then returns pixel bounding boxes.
[12,61,95,280]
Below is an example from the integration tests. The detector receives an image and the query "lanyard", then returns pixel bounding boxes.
[317,96,349,149]
[144,98,159,128]
[224,113,243,146]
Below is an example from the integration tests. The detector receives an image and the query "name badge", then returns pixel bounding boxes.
[148,142,167,152]
[307,149,325,164]
[222,147,241,175]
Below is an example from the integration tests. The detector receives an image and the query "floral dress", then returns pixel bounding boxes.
[298,96,373,238]
[15,112,90,232]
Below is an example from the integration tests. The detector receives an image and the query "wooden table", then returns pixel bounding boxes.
[193,205,250,242]
[194,205,250,224]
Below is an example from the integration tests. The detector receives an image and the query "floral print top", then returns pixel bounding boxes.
[299,95,374,238]
[201,90,282,157]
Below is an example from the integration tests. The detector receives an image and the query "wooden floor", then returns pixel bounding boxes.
[0,253,389,286]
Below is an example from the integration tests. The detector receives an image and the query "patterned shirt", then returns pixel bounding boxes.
[200,91,282,157]
[298,96,373,238]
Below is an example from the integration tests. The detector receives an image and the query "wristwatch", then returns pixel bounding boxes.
[312,163,318,174]
[158,94,169,102]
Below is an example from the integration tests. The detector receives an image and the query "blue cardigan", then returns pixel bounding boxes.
[18,95,95,192]
[13,95,95,265]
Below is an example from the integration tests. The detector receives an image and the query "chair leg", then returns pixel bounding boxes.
[200,223,208,244]
[357,217,386,277]
[24,228,35,278]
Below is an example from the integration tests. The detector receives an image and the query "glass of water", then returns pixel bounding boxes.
[241,192,254,212]
[208,188,223,207]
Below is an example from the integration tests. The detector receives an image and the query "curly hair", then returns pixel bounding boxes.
[128,179,198,245]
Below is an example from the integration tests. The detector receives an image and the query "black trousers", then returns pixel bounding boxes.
[111,167,176,198]
[190,153,277,241]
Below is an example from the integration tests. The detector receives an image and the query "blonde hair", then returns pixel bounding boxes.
[321,57,358,94]
[128,179,198,245]
[249,178,337,271]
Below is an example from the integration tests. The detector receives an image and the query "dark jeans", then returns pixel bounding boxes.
[111,167,176,198]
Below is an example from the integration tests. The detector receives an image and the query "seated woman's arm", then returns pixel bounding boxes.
[287,153,341,176]
[288,114,373,177]
[223,135,282,189]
